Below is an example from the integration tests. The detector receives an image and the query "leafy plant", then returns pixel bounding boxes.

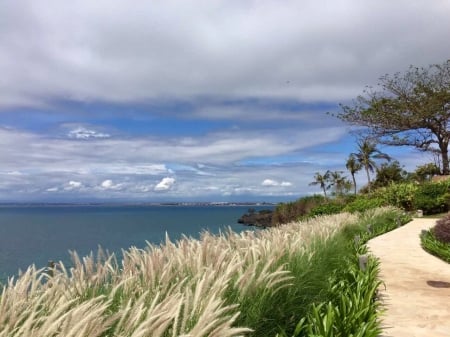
[343,196,385,213]
[414,181,450,215]
[309,202,345,217]
[420,229,450,263]
[378,182,418,211]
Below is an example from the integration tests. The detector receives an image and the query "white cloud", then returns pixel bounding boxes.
[68,127,110,140]
[101,179,113,188]
[154,177,175,191]
[64,180,82,190]
[262,179,292,187]
[6,171,23,176]
[46,187,58,192]
[99,179,123,190]
[262,179,279,186]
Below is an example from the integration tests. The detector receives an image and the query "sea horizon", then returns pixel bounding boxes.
[0,204,275,281]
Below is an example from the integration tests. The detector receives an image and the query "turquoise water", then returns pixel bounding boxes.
[0,205,272,281]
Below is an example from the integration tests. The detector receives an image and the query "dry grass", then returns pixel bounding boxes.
[0,212,359,337]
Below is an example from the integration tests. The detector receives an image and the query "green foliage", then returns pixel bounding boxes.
[343,196,386,213]
[372,161,407,189]
[414,181,450,214]
[276,256,382,337]
[376,182,418,211]
[421,229,450,263]
[309,202,346,217]
[275,207,408,337]
[412,163,440,182]
[272,195,327,224]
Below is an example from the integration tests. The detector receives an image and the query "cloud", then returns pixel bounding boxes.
[0,0,446,202]
[68,127,110,139]
[46,187,58,192]
[262,179,293,187]
[0,1,449,109]
[101,179,113,188]
[154,177,175,191]
[0,126,347,173]
[64,180,82,190]
[99,179,123,190]
[262,179,279,186]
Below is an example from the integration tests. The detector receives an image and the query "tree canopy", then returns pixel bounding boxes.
[337,60,450,174]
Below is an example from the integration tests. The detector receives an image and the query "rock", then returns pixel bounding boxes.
[238,209,273,227]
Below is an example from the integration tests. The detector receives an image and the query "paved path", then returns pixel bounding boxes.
[367,218,450,337]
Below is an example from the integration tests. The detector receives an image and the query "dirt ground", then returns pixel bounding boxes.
[367,218,450,337]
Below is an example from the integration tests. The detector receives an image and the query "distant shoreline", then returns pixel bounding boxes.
[0,202,277,208]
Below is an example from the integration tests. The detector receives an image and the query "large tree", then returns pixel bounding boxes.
[337,60,450,174]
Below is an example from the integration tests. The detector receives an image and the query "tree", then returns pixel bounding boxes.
[413,162,440,182]
[337,60,450,174]
[309,171,331,198]
[372,160,408,189]
[353,139,391,193]
[346,154,362,194]
[329,170,351,196]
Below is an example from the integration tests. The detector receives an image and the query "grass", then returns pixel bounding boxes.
[0,207,406,337]
[420,229,450,263]
[276,206,408,337]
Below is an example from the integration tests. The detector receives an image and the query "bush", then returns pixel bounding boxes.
[272,195,327,225]
[309,202,345,217]
[343,196,386,213]
[414,181,450,215]
[378,182,418,211]
[434,214,450,243]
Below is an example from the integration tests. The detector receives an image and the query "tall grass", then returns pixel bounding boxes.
[0,208,402,337]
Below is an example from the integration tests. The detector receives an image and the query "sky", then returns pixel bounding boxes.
[0,0,449,202]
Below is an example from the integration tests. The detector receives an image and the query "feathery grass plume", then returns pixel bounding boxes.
[0,210,375,337]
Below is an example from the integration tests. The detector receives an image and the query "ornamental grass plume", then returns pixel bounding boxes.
[0,212,359,337]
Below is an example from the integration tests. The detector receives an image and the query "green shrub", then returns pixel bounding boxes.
[414,181,450,215]
[378,182,418,211]
[343,196,385,213]
[309,202,345,217]
[272,195,327,225]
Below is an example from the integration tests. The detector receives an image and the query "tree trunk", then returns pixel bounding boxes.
[351,173,357,195]
[365,166,371,193]
[440,142,449,175]
[322,187,327,198]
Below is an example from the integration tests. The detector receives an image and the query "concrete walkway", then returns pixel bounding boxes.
[367,218,450,337]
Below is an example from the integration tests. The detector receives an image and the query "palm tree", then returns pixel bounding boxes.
[346,154,362,195]
[329,170,350,196]
[309,171,331,198]
[354,139,391,193]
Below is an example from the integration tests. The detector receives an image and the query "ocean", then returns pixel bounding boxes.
[0,205,273,281]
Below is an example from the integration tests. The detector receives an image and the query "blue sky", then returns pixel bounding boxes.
[0,0,449,202]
